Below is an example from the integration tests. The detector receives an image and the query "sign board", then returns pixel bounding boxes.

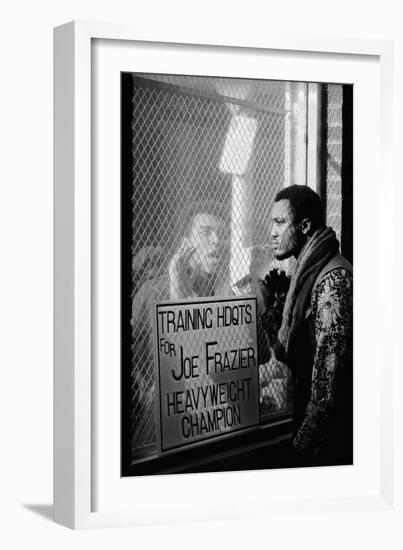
[155,297,260,452]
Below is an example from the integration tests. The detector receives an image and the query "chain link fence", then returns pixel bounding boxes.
[323,84,343,242]
[129,74,306,460]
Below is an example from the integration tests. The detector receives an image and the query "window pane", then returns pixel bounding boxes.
[128,75,308,461]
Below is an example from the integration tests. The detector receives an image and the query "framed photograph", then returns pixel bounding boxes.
[54,21,394,529]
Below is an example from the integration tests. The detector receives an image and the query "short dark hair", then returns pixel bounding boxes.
[275,185,325,231]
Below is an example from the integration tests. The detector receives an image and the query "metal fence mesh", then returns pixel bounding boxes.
[324,84,343,242]
[130,74,301,460]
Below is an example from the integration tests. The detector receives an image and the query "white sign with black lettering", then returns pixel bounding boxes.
[155,297,260,451]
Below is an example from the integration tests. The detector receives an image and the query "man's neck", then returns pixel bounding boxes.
[192,273,216,297]
[293,231,316,260]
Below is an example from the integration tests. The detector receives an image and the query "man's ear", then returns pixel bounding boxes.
[300,218,312,235]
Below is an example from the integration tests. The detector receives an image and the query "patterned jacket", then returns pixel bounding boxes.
[291,254,353,461]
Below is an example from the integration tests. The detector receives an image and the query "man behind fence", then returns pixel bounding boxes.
[130,208,230,455]
[259,185,353,466]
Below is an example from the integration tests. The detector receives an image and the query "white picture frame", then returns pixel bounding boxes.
[54,20,395,529]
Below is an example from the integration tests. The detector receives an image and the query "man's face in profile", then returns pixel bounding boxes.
[188,213,222,275]
[270,199,302,260]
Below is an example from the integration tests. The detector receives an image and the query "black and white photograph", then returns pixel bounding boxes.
[3,0,400,542]
[121,73,353,476]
